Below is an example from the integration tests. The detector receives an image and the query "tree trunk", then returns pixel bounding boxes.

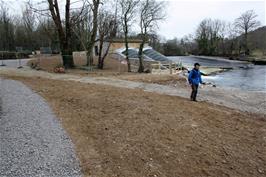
[125,38,131,72]
[86,0,100,66]
[230,41,234,56]
[124,18,131,72]
[63,0,74,68]
[244,29,248,55]
[61,43,74,68]
[98,38,112,69]
[101,42,111,69]
[98,37,104,69]
[86,36,95,66]
[138,42,145,73]
[47,0,74,68]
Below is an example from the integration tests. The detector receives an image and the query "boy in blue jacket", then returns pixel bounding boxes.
[188,63,205,101]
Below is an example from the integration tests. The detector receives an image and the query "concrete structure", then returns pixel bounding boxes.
[72,38,170,72]
[93,39,149,57]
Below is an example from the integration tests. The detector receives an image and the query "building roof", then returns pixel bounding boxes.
[105,38,147,43]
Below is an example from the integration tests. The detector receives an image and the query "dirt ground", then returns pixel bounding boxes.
[2,67,265,115]
[62,68,188,87]
[115,74,187,86]
[27,55,129,73]
[6,76,266,177]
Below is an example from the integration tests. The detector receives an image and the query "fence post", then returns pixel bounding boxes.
[158,62,161,74]
[119,55,121,73]
[0,52,5,66]
[17,52,23,69]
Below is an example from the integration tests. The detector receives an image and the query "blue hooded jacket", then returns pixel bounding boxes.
[188,68,203,85]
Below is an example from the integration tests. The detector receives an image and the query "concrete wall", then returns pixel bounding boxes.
[108,42,149,53]
[94,42,149,57]
[73,51,87,66]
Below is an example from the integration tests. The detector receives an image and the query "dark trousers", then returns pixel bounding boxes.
[190,84,199,101]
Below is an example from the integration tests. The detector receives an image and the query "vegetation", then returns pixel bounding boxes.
[138,0,165,72]
[195,19,226,56]
[46,0,74,68]
[0,0,264,71]
[234,10,260,55]
[97,10,117,69]
[163,10,264,58]
[248,26,266,56]
[162,38,186,56]
[119,0,139,72]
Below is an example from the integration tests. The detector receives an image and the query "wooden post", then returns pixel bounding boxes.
[158,62,161,74]
[119,55,121,73]
[0,52,4,66]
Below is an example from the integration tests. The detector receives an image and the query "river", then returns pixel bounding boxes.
[169,56,266,92]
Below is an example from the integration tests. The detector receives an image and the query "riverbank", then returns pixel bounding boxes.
[191,55,250,64]
[192,55,266,65]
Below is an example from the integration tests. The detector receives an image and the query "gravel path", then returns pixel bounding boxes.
[0,78,81,177]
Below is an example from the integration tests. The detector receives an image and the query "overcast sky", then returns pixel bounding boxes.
[157,0,266,39]
[4,0,266,40]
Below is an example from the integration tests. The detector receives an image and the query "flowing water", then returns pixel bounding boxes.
[169,56,266,92]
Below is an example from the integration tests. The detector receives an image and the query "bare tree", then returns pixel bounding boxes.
[70,6,92,51]
[234,10,260,55]
[0,4,15,51]
[210,19,225,55]
[148,33,163,53]
[22,4,36,50]
[119,0,139,72]
[138,0,165,72]
[97,10,117,69]
[35,14,59,45]
[86,0,101,66]
[181,34,197,54]
[225,22,240,56]
[28,0,86,67]
[46,0,74,67]
[195,18,226,55]
[22,5,36,34]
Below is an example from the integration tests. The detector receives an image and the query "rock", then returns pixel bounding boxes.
[258,168,264,174]
[222,160,227,164]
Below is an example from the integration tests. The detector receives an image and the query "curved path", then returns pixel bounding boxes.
[0,78,81,177]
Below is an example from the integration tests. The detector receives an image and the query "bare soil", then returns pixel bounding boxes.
[27,55,129,73]
[62,69,188,87]
[1,67,265,115]
[115,74,187,86]
[7,76,266,177]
